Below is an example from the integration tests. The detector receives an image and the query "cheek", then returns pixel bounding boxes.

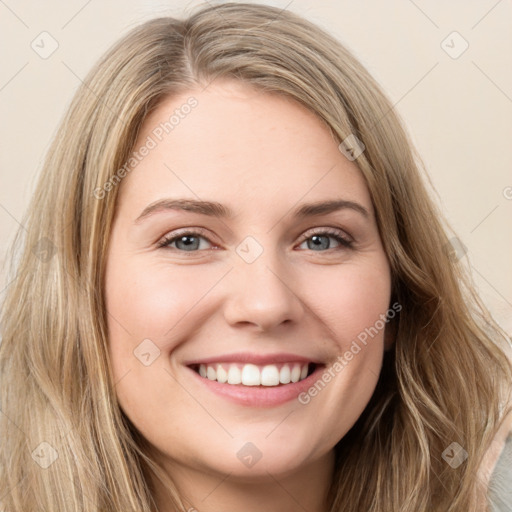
[289,263,390,451]
[104,255,233,402]
[104,246,391,437]
[105,257,221,341]
[304,258,392,347]
[105,250,391,369]
[104,255,211,436]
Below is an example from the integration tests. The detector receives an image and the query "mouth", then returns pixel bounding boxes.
[188,361,319,387]
[184,352,327,406]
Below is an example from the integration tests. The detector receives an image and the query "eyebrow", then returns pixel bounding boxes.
[134,198,369,224]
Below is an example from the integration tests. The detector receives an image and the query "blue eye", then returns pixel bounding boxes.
[297,230,353,251]
[158,228,353,253]
[159,232,211,251]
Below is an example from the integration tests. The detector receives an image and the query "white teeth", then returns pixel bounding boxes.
[195,362,311,386]
[290,364,301,383]
[227,365,242,384]
[279,365,291,384]
[261,365,280,386]
[241,364,260,386]
[216,364,228,383]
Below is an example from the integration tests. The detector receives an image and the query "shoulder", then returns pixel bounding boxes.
[487,434,512,511]
[480,404,512,511]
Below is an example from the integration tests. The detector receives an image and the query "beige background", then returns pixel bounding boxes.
[1,0,511,332]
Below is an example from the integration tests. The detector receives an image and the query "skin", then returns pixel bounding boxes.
[104,79,393,512]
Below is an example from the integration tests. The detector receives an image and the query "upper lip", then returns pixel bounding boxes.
[184,352,324,366]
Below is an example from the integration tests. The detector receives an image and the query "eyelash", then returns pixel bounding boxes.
[157,227,354,253]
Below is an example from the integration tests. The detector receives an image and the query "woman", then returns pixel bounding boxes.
[1,3,510,511]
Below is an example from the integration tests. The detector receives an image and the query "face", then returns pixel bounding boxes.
[104,79,392,483]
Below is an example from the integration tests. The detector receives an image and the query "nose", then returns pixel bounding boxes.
[222,246,305,332]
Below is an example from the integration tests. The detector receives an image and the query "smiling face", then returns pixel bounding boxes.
[104,79,392,486]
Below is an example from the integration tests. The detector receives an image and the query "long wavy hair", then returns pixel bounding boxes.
[1,3,511,511]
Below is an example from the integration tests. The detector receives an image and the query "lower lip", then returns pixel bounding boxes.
[186,365,325,407]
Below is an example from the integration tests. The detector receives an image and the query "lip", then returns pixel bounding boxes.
[183,351,323,366]
[185,361,326,407]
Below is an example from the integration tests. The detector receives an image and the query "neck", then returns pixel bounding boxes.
[152,449,336,512]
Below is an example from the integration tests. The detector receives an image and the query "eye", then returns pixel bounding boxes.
[296,228,353,252]
[157,227,354,254]
[157,228,214,252]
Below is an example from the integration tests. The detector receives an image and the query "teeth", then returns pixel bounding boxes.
[242,364,260,386]
[279,365,291,384]
[227,365,242,384]
[261,365,279,386]
[216,365,228,383]
[290,364,301,383]
[196,362,311,386]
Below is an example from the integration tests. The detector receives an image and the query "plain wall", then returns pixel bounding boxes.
[1,0,511,331]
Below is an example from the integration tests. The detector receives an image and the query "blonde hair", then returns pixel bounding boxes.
[1,3,511,511]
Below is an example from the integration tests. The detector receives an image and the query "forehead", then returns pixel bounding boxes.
[117,79,372,217]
